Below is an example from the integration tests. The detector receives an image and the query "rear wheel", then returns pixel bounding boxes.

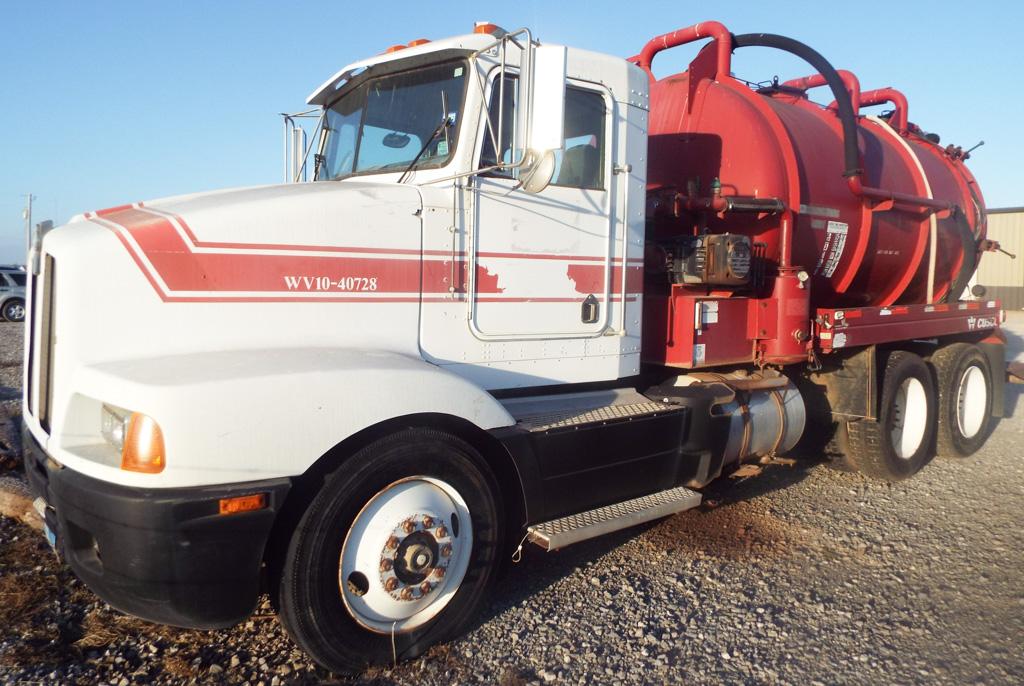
[278,429,502,673]
[929,343,993,457]
[841,350,936,481]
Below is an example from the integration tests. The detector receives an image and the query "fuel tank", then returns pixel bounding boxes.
[638,23,986,309]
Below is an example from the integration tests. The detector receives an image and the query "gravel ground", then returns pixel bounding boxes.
[1,316,1023,685]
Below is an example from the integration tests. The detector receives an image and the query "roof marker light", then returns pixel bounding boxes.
[474,22,502,35]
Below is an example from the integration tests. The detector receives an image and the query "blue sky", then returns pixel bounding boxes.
[2,1,1021,263]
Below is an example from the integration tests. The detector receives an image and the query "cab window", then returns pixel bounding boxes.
[480,77,606,191]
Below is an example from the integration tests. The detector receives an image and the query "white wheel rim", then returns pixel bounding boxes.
[956,364,987,439]
[6,304,23,320]
[339,476,472,634]
[890,377,928,459]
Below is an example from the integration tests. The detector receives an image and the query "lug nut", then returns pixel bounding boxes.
[422,515,434,528]
[440,544,452,558]
[432,566,446,578]
[386,536,399,550]
[380,558,393,572]
[435,526,448,539]
[384,578,399,592]
[400,587,414,601]
[402,520,416,534]
[420,581,433,594]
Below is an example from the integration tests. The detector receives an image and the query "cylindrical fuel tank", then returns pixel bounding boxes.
[645,47,986,308]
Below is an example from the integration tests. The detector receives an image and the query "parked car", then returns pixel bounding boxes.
[0,265,26,322]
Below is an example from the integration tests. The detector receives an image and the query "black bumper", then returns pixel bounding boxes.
[22,427,291,629]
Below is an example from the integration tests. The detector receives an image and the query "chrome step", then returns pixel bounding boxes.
[527,486,702,551]
[516,400,676,432]
[501,389,679,433]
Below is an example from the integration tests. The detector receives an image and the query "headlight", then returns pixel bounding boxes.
[101,404,165,474]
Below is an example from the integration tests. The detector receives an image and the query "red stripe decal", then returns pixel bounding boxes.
[566,263,644,295]
[90,203,639,304]
[142,205,633,263]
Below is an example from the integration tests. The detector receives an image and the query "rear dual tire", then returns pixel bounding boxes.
[930,342,993,458]
[840,351,936,481]
[836,344,995,480]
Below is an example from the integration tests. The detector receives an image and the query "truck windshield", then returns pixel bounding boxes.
[320,60,469,181]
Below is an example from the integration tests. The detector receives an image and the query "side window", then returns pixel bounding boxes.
[479,77,606,190]
[479,75,519,177]
[9,273,26,287]
[552,88,606,190]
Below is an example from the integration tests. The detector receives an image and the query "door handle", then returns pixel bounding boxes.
[581,294,599,324]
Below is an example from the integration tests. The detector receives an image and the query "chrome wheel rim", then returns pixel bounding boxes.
[339,476,472,634]
[5,303,24,321]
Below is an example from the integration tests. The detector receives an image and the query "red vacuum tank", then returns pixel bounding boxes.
[636,21,987,308]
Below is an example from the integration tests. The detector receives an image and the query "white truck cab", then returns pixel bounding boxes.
[22,26,684,673]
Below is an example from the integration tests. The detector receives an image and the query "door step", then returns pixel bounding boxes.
[527,486,702,551]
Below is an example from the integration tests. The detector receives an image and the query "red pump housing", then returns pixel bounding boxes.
[635,21,987,368]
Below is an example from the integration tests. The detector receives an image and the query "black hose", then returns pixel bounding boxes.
[731,33,862,180]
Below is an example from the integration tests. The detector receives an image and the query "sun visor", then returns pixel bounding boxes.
[307,35,496,106]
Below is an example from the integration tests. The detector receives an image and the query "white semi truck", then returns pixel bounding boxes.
[22,21,1003,672]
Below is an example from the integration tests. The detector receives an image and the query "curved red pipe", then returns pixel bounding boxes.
[631,21,732,79]
[856,87,909,134]
[846,175,953,212]
[782,70,861,110]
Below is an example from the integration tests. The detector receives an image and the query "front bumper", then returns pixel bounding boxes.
[22,427,291,629]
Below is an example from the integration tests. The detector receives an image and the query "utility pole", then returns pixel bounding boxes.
[22,194,35,262]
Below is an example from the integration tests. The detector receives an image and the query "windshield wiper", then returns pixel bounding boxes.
[398,91,452,184]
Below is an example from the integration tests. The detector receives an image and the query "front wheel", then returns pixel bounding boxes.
[278,429,502,673]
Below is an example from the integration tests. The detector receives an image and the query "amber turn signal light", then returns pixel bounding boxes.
[219,493,268,516]
[121,413,165,474]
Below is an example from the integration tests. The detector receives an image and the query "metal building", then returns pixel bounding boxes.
[975,207,1024,309]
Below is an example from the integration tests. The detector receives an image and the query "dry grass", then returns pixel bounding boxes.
[160,654,199,680]
[0,529,57,629]
[74,609,152,649]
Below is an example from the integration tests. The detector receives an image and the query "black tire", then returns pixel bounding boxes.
[840,351,936,481]
[929,343,993,457]
[278,429,502,674]
[2,298,25,322]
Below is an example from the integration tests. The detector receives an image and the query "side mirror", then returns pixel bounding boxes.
[509,44,565,193]
[527,45,566,152]
[519,150,556,194]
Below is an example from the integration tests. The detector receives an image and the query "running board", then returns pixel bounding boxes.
[526,486,702,551]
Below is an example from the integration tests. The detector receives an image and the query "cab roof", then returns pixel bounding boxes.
[306,32,497,106]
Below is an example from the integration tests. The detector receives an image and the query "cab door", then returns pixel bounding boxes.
[470,79,618,339]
